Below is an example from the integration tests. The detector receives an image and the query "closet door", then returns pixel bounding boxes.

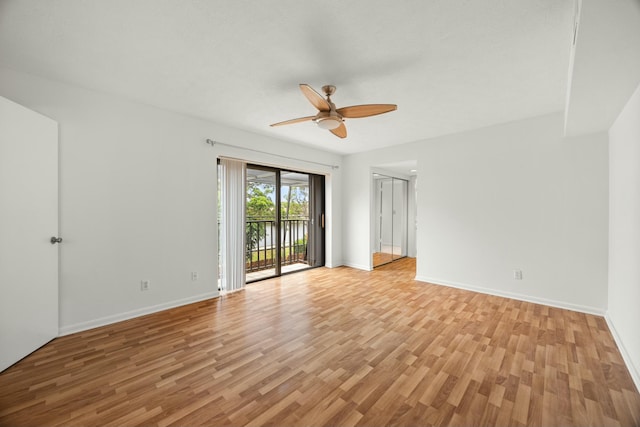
[392,178,408,260]
[372,173,409,268]
[372,174,393,267]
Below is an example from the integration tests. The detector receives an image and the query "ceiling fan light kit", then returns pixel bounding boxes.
[270,84,397,139]
[314,112,342,130]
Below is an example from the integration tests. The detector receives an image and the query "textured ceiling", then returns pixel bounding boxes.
[0,0,575,154]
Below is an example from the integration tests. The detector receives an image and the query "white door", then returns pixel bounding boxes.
[0,96,59,372]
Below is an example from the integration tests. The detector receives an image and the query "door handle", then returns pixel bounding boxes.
[50,237,62,244]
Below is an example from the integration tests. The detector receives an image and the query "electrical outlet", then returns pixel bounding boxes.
[513,269,523,280]
[191,272,199,281]
[140,280,150,291]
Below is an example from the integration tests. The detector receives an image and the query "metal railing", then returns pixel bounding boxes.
[245,218,309,273]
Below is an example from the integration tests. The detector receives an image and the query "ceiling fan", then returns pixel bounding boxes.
[270,84,397,138]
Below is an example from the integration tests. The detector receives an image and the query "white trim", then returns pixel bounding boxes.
[342,262,373,271]
[414,276,605,316]
[58,291,219,336]
[605,313,640,392]
[219,287,244,296]
[211,140,339,171]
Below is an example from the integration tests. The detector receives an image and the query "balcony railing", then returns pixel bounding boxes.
[245,218,309,273]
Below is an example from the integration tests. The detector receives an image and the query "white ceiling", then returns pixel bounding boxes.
[564,0,640,136]
[0,1,579,154]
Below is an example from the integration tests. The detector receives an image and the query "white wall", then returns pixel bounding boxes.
[342,156,373,270]
[344,113,609,313]
[608,81,640,388]
[0,67,342,334]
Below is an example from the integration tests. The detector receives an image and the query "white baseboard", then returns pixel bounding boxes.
[605,313,640,392]
[414,275,605,316]
[342,262,372,271]
[219,287,244,296]
[58,291,219,336]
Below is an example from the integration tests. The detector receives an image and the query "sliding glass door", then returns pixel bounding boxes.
[245,165,324,282]
[245,167,278,280]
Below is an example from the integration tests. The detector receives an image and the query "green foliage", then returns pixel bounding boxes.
[246,182,274,219]
[245,182,310,263]
[281,186,308,219]
[245,183,274,259]
[293,237,307,255]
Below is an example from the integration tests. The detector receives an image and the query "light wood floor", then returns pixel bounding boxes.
[1,258,638,426]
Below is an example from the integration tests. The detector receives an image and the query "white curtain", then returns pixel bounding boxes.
[220,158,246,292]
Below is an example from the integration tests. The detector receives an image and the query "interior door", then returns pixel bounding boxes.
[0,96,59,372]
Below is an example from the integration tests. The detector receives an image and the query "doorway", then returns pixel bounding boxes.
[372,174,408,268]
[244,165,325,282]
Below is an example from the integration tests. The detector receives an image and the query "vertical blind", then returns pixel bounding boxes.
[219,158,246,292]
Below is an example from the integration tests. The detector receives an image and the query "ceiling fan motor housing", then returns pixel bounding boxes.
[322,85,337,96]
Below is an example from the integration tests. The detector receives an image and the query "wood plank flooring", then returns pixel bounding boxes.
[1,258,639,426]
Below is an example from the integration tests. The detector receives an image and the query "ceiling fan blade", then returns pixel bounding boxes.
[330,122,347,138]
[270,116,315,127]
[336,104,397,118]
[299,84,331,112]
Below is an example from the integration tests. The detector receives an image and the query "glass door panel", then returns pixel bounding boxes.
[246,167,278,281]
[280,171,310,275]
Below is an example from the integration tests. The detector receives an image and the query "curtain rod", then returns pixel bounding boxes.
[205,139,339,170]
